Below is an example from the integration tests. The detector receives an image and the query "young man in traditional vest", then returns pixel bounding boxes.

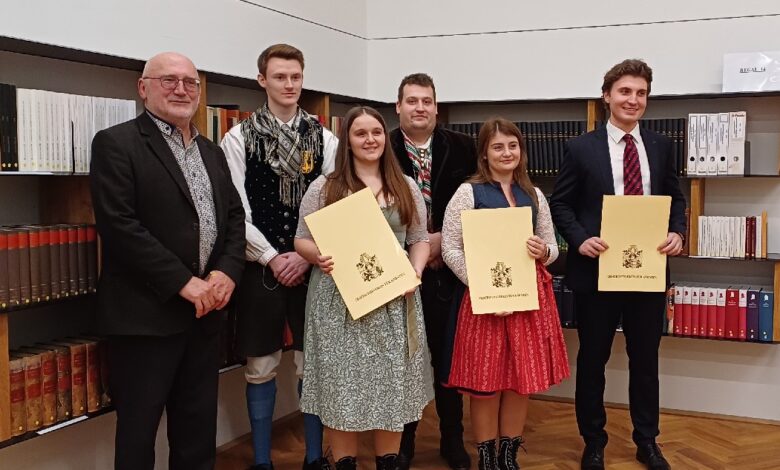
[389,73,477,470]
[221,44,338,470]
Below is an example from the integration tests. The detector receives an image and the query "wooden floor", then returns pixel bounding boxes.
[215,398,780,470]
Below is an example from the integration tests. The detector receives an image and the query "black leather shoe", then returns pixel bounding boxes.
[580,446,604,470]
[442,435,471,470]
[636,442,671,470]
[394,452,411,470]
[303,456,332,470]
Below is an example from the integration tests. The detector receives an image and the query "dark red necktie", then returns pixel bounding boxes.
[623,134,643,195]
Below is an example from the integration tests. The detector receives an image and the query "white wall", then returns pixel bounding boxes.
[6,2,780,102]
[243,0,368,38]
[366,13,780,102]
[366,1,779,39]
[2,0,367,98]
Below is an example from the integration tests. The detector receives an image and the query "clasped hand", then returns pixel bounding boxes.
[178,270,235,318]
[268,252,310,286]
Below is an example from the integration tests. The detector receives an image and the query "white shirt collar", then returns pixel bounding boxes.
[274,115,297,128]
[606,119,642,145]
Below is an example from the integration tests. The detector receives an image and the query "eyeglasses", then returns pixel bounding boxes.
[143,76,201,92]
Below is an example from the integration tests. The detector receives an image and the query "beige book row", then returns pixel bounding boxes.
[14,89,135,173]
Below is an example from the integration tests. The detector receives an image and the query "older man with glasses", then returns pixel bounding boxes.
[90,51,246,470]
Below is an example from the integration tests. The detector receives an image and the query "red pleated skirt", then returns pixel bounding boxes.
[446,262,570,396]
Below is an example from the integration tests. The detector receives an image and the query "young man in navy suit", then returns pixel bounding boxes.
[550,59,686,470]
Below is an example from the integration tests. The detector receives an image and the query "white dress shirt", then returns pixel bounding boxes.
[220,115,338,265]
[606,120,651,196]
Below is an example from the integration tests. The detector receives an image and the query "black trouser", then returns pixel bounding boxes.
[574,291,665,449]
[404,268,464,442]
[108,324,220,470]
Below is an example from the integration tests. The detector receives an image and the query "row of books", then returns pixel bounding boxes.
[0,224,98,309]
[696,213,767,259]
[0,83,136,173]
[445,120,589,176]
[205,105,251,145]
[9,336,109,437]
[666,285,775,342]
[686,112,747,176]
[330,116,344,138]
[448,118,690,177]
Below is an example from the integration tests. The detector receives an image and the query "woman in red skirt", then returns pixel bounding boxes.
[441,117,570,470]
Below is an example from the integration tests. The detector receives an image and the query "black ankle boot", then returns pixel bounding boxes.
[334,456,357,470]
[375,453,399,470]
[497,436,526,470]
[476,439,497,470]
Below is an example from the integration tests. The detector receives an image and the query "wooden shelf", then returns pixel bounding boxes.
[679,254,780,262]
[0,291,96,314]
[560,324,779,345]
[0,361,245,449]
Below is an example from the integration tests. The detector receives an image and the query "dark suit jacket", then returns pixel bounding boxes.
[390,126,477,232]
[90,112,246,336]
[550,126,686,293]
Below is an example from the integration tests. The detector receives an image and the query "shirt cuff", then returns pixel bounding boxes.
[259,249,280,266]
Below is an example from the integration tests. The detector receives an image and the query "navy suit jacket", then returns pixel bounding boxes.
[550,125,686,293]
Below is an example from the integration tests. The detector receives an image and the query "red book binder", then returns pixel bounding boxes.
[681,286,692,336]
[673,286,683,336]
[697,287,708,338]
[716,288,727,338]
[706,287,717,338]
[725,288,739,339]
[690,288,700,337]
[738,288,748,341]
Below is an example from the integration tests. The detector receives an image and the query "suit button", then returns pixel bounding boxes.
[192,223,199,231]
[191,262,198,270]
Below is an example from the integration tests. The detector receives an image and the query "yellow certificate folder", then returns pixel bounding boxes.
[304,187,420,320]
[462,207,539,314]
[598,195,671,292]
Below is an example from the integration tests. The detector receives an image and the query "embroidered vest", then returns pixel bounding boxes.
[244,121,325,254]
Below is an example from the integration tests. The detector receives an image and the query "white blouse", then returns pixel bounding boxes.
[441,183,559,286]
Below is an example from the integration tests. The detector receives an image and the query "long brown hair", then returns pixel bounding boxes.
[324,106,418,226]
[469,117,538,208]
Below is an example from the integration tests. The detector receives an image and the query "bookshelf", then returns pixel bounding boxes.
[0,38,339,445]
